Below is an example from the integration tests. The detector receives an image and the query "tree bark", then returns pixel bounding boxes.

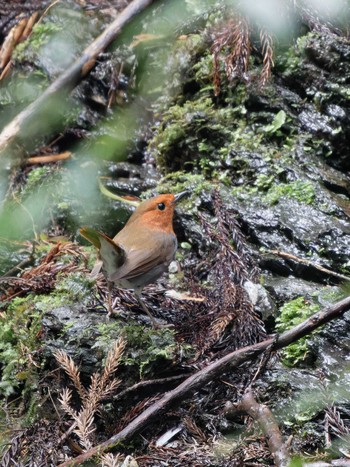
[231,386,289,467]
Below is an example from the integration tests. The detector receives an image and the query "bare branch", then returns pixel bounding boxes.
[269,250,350,282]
[230,386,289,467]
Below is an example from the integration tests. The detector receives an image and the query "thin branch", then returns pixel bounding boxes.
[269,250,350,282]
[231,386,289,467]
[27,151,71,164]
[112,375,187,403]
[57,295,350,467]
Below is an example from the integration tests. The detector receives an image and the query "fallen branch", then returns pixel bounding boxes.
[57,295,350,466]
[0,0,156,161]
[227,386,289,467]
[269,250,350,282]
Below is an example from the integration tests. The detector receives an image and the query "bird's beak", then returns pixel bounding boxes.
[173,191,189,204]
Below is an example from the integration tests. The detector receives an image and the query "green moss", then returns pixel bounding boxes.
[14,23,62,62]
[122,326,178,377]
[233,173,316,207]
[150,31,303,179]
[22,166,54,197]
[151,96,231,172]
[0,296,41,398]
[266,180,316,205]
[0,270,94,399]
[149,37,256,176]
[34,273,94,313]
[55,272,94,303]
[277,34,311,76]
[96,322,192,378]
[276,297,320,366]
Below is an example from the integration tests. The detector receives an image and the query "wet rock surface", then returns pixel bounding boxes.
[280,33,350,172]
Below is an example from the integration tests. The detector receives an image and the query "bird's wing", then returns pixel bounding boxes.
[112,232,177,282]
[80,227,126,279]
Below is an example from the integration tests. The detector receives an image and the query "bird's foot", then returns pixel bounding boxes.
[106,295,122,319]
[107,308,120,320]
[149,318,174,329]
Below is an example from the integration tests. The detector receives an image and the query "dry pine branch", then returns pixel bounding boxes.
[54,350,88,403]
[55,338,126,451]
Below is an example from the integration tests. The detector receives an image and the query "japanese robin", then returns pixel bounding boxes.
[80,192,187,326]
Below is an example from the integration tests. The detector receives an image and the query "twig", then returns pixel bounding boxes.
[57,295,350,466]
[0,0,157,161]
[14,195,38,240]
[233,386,289,467]
[1,256,34,277]
[250,334,278,384]
[112,375,187,402]
[27,151,71,164]
[269,250,350,282]
[35,0,62,27]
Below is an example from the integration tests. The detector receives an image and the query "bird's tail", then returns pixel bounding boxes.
[80,227,126,279]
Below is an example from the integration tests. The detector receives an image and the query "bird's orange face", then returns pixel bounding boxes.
[126,194,177,234]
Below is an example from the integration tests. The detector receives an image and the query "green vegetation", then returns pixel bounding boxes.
[0,296,41,398]
[151,96,234,173]
[14,23,62,61]
[0,272,93,398]
[265,180,315,205]
[233,175,316,207]
[96,322,192,378]
[276,297,320,366]
[122,325,178,377]
[264,110,287,134]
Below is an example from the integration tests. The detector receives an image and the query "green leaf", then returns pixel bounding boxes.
[265,110,287,133]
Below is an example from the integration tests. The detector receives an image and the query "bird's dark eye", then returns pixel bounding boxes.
[157,202,166,211]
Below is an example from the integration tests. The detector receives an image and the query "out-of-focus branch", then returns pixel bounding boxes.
[0,0,156,162]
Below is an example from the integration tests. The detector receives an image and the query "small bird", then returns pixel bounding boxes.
[80,192,187,327]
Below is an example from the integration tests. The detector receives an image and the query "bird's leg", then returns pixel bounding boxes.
[135,292,159,328]
[107,281,114,317]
